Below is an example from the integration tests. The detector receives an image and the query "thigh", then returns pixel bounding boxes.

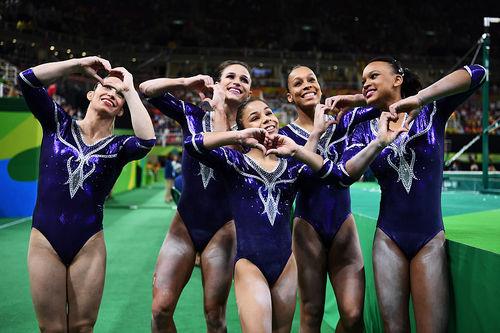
[328,215,365,320]
[410,231,448,333]
[28,228,68,332]
[67,231,106,330]
[153,212,196,303]
[200,221,236,307]
[372,228,411,333]
[234,259,272,333]
[292,218,328,309]
[270,254,297,333]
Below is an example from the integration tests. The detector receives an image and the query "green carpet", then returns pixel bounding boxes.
[0,184,333,332]
[1,182,497,331]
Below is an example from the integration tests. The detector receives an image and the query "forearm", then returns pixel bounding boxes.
[123,90,156,139]
[293,146,325,171]
[303,131,321,152]
[416,69,472,105]
[139,78,189,97]
[345,139,385,179]
[202,131,241,149]
[31,59,80,85]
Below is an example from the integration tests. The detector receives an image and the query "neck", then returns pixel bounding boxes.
[293,105,315,131]
[78,108,114,138]
[247,148,277,161]
[224,100,240,127]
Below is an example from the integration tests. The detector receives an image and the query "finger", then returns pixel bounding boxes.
[330,97,340,110]
[91,73,105,85]
[266,148,278,156]
[198,91,206,101]
[99,58,112,72]
[325,97,335,108]
[255,144,267,154]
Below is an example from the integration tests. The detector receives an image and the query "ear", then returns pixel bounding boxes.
[117,108,124,117]
[248,89,253,96]
[86,90,94,101]
[286,92,293,103]
[393,74,404,89]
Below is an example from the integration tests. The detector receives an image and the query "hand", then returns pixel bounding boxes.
[77,56,112,84]
[313,104,336,135]
[204,83,225,112]
[108,67,134,92]
[376,112,408,147]
[237,128,268,154]
[325,94,365,124]
[266,134,299,158]
[184,75,214,100]
[388,95,423,130]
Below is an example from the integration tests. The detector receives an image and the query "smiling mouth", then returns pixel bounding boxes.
[101,97,116,107]
[364,89,376,99]
[301,91,316,99]
[264,124,276,133]
[228,87,242,95]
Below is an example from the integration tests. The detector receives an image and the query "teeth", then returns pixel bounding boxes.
[229,88,241,94]
[303,92,315,98]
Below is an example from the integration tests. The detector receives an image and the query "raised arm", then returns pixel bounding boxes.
[31,57,111,85]
[108,67,155,140]
[389,64,486,128]
[139,75,214,98]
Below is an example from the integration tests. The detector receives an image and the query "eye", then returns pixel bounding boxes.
[294,81,301,87]
[240,76,249,84]
[370,73,378,80]
[226,73,235,79]
[308,77,316,83]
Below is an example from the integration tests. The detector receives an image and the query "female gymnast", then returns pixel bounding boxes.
[280,65,379,332]
[341,57,485,332]
[139,61,251,333]
[184,95,405,333]
[18,57,155,332]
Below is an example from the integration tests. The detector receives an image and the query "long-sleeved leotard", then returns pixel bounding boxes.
[184,133,355,285]
[148,93,233,252]
[341,65,486,259]
[279,107,380,248]
[18,69,155,266]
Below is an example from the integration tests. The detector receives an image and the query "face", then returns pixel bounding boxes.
[87,76,126,116]
[219,64,252,104]
[241,100,279,135]
[361,61,403,107]
[287,66,322,109]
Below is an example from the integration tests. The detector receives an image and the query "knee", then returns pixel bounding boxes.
[39,323,66,333]
[152,294,177,323]
[301,301,324,327]
[204,304,226,331]
[339,307,364,331]
[68,320,97,333]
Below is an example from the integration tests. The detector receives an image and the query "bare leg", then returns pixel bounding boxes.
[200,221,236,333]
[328,215,365,333]
[292,217,327,333]
[234,259,273,333]
[67,231,106,333]
[271,254,297,333]
[28,228,68,333]
[165,179,173,202]
[151,212,197,333]
[410,231,448,333]
[373,228,411,333]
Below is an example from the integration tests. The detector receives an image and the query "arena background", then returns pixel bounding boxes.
[0,1,499,332]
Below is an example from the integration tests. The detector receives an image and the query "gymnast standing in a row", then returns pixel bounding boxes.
[184,91,405,332]
[19,57,155,332]
[140,61,253,332]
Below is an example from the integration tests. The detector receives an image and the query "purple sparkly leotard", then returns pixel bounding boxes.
[342,65,486,259]
[279,107,380,248]
[148,93,233,252]
[18,69,155,266]
[184,133,355,285]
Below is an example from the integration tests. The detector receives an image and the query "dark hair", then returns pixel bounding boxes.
[367,57,422,98]
[286,64,316,92]
[215,60,251,81]
[236,97,268,130]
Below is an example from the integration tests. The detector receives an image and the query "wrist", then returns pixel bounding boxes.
[416,91,427,107]
[354,94,367,106]
[374,138,388,149]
